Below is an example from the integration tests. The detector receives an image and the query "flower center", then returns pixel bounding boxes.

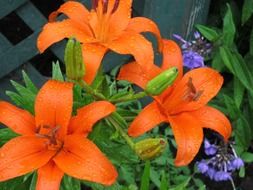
[92,0,120,42]
[182,77,204,102]
[36,125,63,151]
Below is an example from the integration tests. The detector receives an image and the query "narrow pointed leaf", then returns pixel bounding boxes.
[52,61,64,81]
[223,4,236,46]
[242,0,253,25]
[140,161,150,190]
[196,24,219,41]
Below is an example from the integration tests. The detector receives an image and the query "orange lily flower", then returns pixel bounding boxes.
[37,0,162,84]
[0,80,117,189]
[118,39,232,166]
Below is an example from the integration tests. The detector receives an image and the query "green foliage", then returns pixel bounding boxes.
[52,61,64,81]
[223,4,236,46]
[195,24,220,41]
[0,128,18,147]
[6,71,38,114]
[140,161,150,190]
[242,0,253,25]
[60,175,81,190]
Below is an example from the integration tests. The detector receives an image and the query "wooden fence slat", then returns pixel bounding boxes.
[0,31,39,78]
[16,1,47,30]
[0,0,27,19]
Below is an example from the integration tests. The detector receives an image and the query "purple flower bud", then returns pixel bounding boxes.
[232,158,244,169]
[207,168,216,180]
[197,161,209,174]
[205,146,218,156]
[214,171,231,181]
[194,31,201,39]
[182,51,204,69]
[173,34,187,43]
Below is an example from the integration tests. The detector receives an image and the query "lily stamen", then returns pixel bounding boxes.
[182,77,204,101]
[36,125,61,146]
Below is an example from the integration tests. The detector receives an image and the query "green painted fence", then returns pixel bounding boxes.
[0,0,210,100]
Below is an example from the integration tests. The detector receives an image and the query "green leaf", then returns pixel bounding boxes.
[89,122,138,164]
[140,161,150,190]
[235,116,252,150]
[242,0,253,25]
[160,171,168,190]
[0,173,32,190]
[195,24,219,41]
[223,94,239,120]
[52,61,64,81]
[223,4,236,46]
[211,51,224,71]
[61,175,81,190]
[250,27,253,55]
[0,128,19,147]
[29,173,37,190]
[219,46,253,94]
[22,71,38,94]
[241,152,253,162]
[9,80,36,113]
[239,166,245,178]
[233,77,245,108]
[171,177,191,190]
[83,181,123,190]
[5,91,23,107]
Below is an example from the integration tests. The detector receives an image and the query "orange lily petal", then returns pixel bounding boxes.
[191,106,232,141]
[35,80,73,140]
[161,39,183,81]
[164,67,223,114]
[82,44,108,84]
[106,31,154,68]
[117,61,161,89]
[54,135,118,185]
[168,113,203,166]
[49,1,90,24]
[37,20,96,53]
[108,0,132,39]
[0,136,55,182]
[126,17,163,52]
[128,102,167,137]
[68,101,115,135]
[36,161,64,190]
[0,101,35,135]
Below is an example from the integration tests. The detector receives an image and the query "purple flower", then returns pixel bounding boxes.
[204,139,217,156]
[194,31,201,39]
[232,158,244,169]
[183,51,204,69]
[197,161,209,174]
[206,168,216,180]
[173,32,212,69]
[214,171,231,181]
[196,138,243,183]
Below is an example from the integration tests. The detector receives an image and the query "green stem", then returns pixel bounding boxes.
[107,113,135,150]
[229,177,236,190]
[110,91,147,103]
[77,80,106,100]
[77,79,135,150]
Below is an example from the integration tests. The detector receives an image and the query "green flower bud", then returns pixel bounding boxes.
[64,38,85,81]
[135,138,167,160]
[145,67,178,96]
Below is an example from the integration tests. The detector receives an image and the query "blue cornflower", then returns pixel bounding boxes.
[173,31,212,69]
